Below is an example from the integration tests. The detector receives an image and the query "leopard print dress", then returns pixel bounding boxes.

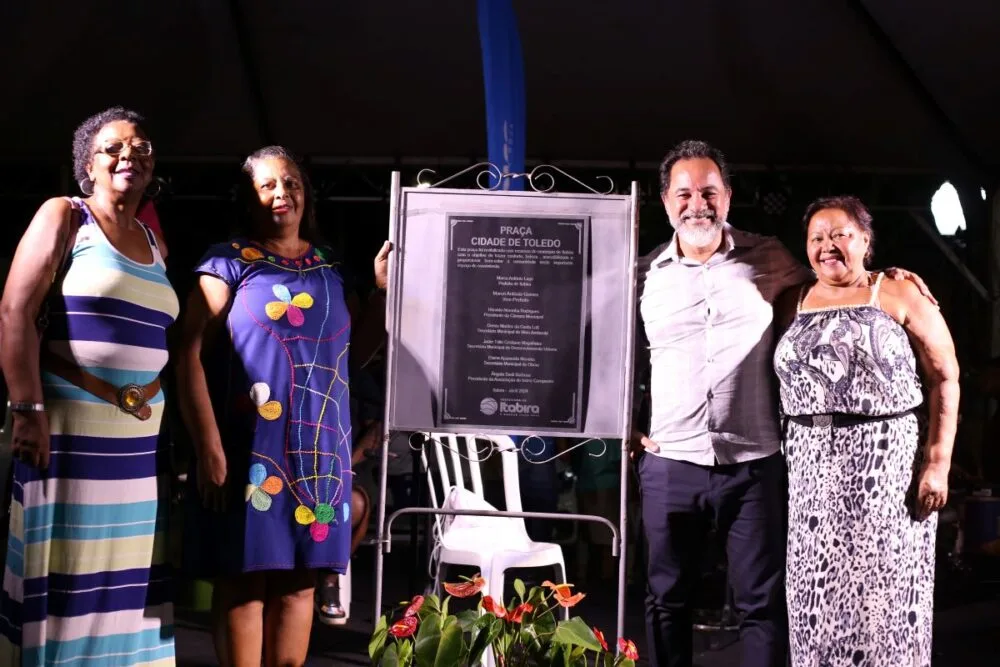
[773,274,936,667]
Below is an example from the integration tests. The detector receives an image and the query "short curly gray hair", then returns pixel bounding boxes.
[72,107,147,188]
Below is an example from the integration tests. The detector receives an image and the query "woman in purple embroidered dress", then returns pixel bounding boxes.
[176,146,389,666]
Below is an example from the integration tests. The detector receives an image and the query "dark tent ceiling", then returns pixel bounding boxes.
[1,1,997,177]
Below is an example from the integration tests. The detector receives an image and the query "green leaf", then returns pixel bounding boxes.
[543,642,563,666]
[433,619,464,667]
[456,609,480,632]
[552,617,602,652]
[617,660,635,667]
[423,594,442,614]
[440,595,450,621]
[467,629,490,665]
[469,615,503,665]
[379,642,399,667]
[413,613,442,667]
[397,639,413,666]
[603,652,614,667]
[474,613,496,630]
[369,615,388,662]
[514,578,526,600]
[530,607,557,639]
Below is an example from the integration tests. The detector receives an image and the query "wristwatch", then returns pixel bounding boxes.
[8,401,45,413]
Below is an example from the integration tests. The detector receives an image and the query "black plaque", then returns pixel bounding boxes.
[440,215,588,430]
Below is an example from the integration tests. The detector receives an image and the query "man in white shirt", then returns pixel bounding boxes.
[633,140,800,667]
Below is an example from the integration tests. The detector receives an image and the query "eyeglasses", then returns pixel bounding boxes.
[96,139,153,157]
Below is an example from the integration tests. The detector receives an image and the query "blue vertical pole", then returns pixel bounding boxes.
[477,0,526,190]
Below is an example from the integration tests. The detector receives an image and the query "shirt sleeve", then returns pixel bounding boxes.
[632,262,653,432]
[194,242,243,287]
[632,314,652,433]
[765,237,814,293]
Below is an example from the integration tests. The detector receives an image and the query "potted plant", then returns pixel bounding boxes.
[369,574,639,666]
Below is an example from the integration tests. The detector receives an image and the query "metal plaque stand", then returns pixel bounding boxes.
[373,165,640,646]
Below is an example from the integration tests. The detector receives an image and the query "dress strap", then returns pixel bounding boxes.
[136,221,166,267]
[868,272,885,307]
[795,283,809,313]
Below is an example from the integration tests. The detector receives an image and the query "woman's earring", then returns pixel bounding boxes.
[78,178,94,196]
[145,178,162,198]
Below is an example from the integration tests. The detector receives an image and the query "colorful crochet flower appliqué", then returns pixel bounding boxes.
[246,463,283,511]
[241,247,265,261]
[249,382,282,420]
[265,284,314,327]
[295,502,339,542]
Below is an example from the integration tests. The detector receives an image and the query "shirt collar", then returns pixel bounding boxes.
[653,223,752,266]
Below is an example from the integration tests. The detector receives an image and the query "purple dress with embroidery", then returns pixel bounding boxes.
[184,239,352,575]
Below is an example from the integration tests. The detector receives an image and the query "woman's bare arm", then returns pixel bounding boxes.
[0,197,75,403]
[175,275,231,459]
[887,280,960,468]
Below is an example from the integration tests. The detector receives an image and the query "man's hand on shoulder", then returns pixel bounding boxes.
[882,267,938,307]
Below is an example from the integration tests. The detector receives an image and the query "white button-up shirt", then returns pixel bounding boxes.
[637,224,812,465]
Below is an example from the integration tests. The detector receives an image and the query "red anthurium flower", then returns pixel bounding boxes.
[481,595,507,618]
[618,638,639,660]
[509,602,534,623]
[541,580,574,598]
[542,580,585,607]
[389,616,418,638]
[404,595,424,617]
[556,592,586,608]
[593,627,608,651]
[443,574,486,598]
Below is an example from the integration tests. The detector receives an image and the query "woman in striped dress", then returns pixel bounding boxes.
[0,107,177,666]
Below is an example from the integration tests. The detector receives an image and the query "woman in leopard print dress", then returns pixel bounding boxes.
[773,196,959,667]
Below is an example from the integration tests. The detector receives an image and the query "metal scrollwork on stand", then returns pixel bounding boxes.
[520,164,616,195]
[409,433,608,465]
[415,162,616,195]
[416,163,504,190]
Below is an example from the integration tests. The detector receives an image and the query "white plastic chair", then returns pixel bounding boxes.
[421,433,568,615]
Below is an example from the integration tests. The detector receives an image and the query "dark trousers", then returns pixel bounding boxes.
[639,452,788,667]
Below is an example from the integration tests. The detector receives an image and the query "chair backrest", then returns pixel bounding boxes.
[494,436,523,514]
[420,434,476,507]
[421,432,526,520]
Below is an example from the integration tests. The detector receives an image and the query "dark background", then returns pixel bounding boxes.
[1,0,997,507]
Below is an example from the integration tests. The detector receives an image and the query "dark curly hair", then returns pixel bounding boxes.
[658,139,731,194]
[801,195,875,265]
[236,146,324,245]
[72,107,147,191]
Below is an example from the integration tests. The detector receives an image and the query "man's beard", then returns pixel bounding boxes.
[670,210,724,248]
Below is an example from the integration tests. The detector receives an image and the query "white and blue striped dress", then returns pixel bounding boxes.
[0,200,178,666]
